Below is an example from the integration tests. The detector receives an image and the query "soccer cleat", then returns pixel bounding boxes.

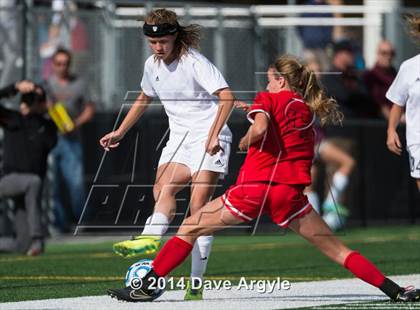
[184,279,204,301]
[107,286,156,302]
[108,269,163,302]
[113,235,161,258]
[393,286,420,302]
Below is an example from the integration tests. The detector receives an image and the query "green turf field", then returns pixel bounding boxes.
[0,225,419,303]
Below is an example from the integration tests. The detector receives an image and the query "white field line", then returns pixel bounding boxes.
[1,274,419,310]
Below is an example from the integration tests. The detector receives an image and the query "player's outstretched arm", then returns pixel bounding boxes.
[386,103,404,156]
[99,92,152,151]
[205,87,235,155]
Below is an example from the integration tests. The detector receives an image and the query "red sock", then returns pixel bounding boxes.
[152,236,193,277]
[344,251,386,287]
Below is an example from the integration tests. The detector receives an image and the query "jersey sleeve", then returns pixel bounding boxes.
[386,62,409,107]
[246,92,272,124]
[140,61,157,98]
[192,55,229,95]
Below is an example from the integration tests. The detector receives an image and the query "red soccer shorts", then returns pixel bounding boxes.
[221,182,313,228]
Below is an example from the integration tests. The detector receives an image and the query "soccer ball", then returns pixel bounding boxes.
[124,259,165,299]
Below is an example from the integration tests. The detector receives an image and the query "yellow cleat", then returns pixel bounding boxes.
[113,236,161,258]
[184,279,204,301]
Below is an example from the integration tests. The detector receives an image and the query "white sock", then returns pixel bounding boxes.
[141,212,169,236]
[190,235,214,280]
[306,191,320,213]
[324,172,349,206]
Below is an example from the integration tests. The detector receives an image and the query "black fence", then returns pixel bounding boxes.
[75,111,420,234]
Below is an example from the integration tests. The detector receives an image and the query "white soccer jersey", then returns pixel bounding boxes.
[386,54,420,147]
[141,48,232,143]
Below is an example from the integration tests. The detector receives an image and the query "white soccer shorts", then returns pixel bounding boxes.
[158,135,231,177]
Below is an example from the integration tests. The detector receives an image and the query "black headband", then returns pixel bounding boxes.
[143,22,179,37]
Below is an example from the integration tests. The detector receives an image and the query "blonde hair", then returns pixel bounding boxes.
[273,55,343,126]
[144,9,201,59]
[406,13,420,44]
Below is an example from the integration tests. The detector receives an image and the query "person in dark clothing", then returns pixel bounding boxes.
[363,40,397,119]
[0,80,57,256]
[321,41,379,119]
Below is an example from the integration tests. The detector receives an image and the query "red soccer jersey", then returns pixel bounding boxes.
[237,90,315,185]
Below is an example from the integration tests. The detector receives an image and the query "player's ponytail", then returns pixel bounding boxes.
[300,64,343,126]
[144,9,201,59]
[274,55,343,126]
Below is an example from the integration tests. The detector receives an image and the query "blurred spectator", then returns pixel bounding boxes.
[338,28,366,70]
[45,48,95,233]
[298,0,333,71]
[0,0,20,87]
[39,0,88,80]
[363,40,397,119]
[321,40,378,119]
[0,81,57,255]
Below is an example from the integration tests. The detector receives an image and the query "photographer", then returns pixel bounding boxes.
[0,80,57,256]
